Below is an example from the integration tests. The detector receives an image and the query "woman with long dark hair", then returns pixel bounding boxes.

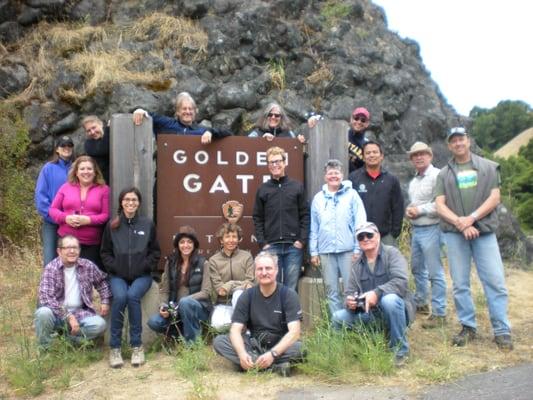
[100,187,160,368]
[147,226,212,343]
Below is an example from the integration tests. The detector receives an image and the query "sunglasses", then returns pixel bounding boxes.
[268,113,282,118]
[352,116,367,123]
[450,127,466,134]
[357,232,375,241]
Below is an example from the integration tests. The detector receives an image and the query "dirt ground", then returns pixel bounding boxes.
[1,250,532,400]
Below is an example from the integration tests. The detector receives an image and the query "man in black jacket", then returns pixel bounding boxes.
[252,146,309,292]
[349,141,404,246]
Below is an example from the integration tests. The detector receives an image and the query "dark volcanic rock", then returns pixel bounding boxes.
[0,63,29,98]
[70,0,107,25]
[0,21,23,43]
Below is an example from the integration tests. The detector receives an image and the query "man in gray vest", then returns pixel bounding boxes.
[435,127,512,350]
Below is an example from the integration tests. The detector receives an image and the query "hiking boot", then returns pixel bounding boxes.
[421,314,446,329]
[494,334,513,351]
[109,348,124,368]
[131,346,145,367]
[416,304,431,315]
[271,362,291,377]
[452,325,477,347]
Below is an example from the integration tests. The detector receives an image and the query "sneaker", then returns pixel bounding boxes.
[416,304,431,315]
[271,362,291,377]
[131,346,145,367]
[109,348,124,368]
[421,315,446,329]
[394,353,408,368]
[452,325,477,347]
[494,334,513,351]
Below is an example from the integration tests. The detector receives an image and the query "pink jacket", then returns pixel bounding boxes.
[49,183,110,245]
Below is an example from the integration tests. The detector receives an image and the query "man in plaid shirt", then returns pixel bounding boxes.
[35,235,111,348]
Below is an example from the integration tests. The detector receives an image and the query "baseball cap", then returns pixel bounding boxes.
[447,127,467,142]
[355,221,379,237]
[352,107,370,119]
[407,141,433,157]
[56,135,74,147]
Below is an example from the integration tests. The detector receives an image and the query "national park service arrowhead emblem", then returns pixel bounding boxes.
[222,200,243,224]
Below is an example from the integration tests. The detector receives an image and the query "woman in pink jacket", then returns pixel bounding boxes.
[49,155,110,270]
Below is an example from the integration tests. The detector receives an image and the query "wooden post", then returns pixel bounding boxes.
[304,119,349,201]
[109,114,154,219]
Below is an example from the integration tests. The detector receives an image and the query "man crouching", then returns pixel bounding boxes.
[35,235,111,349]
[213,252,304,376]
[332,222,415,367]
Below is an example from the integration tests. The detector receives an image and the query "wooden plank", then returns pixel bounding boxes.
[110,114,154,219]
[305,119,350,201]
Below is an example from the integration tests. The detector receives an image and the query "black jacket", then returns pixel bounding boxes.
[252,175,310,247]
[349,168,404,238]
[165,252,211,309]
[100,213,161,282]
[84,126,110,184]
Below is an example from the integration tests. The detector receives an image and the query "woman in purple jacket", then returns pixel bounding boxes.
[49,155,110,270]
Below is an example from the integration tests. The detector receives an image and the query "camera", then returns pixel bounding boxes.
[353,292,366,312]
[160,301,179,320]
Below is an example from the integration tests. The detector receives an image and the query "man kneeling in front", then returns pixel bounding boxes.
[332,222,415,367]
[35,235,111,349]
[213,252,304,376]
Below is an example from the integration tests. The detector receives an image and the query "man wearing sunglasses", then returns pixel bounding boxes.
[332,222,415,367]
[435,127,512,350]
[308,106,370,172]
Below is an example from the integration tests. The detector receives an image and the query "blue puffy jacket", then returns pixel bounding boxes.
[309,180,367,256]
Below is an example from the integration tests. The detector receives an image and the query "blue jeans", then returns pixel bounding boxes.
[109,275,153,348]
[266,243,303,292]
[411,224,447,316]
[41,220,58,267]
[34,306,106,347]
[332,294,410,357]
[320,251,353,315]
[444,232,510,335]
[147,296,210,343]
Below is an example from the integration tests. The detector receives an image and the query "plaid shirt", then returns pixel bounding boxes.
[39,256,111,322]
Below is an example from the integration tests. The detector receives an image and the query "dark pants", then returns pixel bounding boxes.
[213,333,303,367]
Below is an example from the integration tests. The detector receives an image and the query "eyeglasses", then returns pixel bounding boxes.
[268,159,284,166]
[357,232,375,241]
[59,144,74,148]
[450,127,466,134]
[122,198,139,203]
[352,115,367,123]
[60,246,80,251]
[267,113,282,118]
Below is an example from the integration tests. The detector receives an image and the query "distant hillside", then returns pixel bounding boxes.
[494,127,533,159]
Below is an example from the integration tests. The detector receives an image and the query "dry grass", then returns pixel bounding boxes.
[268,59,286,91]
[494,127,533,159]
[128,12,208,60]
[305,61,334,85]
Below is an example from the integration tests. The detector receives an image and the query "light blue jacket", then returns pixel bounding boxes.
[309,180,367,256]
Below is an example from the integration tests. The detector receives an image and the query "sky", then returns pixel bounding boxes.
[373,0,533,116]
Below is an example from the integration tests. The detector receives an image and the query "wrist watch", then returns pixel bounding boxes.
[270,350,279,359]
[470,211,479,220]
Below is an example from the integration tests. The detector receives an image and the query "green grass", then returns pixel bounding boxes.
[174,339,216,400]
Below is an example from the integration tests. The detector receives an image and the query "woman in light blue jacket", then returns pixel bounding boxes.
[309,159,367,315]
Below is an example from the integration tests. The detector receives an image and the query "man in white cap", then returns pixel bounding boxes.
[406,141,447,327]
[332,222,415,366]
[435,127,512,350]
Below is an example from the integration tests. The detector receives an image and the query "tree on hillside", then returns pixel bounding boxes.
[469,100,533,151]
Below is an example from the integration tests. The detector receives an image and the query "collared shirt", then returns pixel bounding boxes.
[408,164,440,226]
[39,256,111,321]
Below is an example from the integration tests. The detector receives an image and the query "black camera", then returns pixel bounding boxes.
[353,292,366,312]
[160,301,179,320]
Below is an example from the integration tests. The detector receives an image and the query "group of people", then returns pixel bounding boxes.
[33,92,512,377]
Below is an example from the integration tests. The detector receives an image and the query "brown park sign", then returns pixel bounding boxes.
[156,136,304,261]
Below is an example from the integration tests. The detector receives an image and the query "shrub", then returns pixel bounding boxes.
[0,103,39,245]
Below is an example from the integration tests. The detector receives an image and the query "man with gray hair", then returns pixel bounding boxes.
[406,142,447,327]
[213,252,304,376]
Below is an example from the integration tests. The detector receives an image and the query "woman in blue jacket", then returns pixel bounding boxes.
[34,135,75,266]
[101,187,161,368]
[309,159,367,315]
